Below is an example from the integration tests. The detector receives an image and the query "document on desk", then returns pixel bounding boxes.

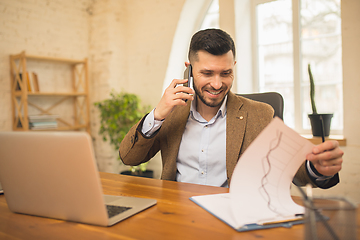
[190,117,315,231]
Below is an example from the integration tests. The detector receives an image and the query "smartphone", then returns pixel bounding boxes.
[176,65,194,102]
[183,64,194,91]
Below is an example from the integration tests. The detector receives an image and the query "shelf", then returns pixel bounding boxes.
[9,51,90,134]
[11,53,85,64]
[302,135,347,146]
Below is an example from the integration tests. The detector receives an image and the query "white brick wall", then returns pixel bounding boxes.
[0,0,126,174]
[88,0,128,174]
[0,0,90,131]
[0,0,163,177]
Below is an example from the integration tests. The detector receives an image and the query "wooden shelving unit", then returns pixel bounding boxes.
[9,51,90,133]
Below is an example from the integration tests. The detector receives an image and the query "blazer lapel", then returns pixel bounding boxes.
[226,92,247,182]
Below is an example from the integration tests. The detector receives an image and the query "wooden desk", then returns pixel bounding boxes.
[0,172,358,240]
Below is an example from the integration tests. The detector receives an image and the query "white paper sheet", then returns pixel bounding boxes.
[191,117,315,230]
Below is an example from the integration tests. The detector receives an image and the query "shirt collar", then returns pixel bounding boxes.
[190,94,228,122]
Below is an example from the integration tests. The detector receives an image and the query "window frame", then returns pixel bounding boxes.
[251,0,343,135]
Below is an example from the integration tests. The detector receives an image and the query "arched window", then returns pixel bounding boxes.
[162,0,218,93]
[200,0,219,30]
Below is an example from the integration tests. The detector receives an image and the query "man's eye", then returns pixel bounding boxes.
[221,72,231,77]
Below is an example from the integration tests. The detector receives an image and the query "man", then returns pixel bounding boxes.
[119,29,343,188]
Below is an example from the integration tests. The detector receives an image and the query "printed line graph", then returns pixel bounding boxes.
[259,129,305,216]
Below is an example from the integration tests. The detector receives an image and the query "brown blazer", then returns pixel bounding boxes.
[119,92,313,186]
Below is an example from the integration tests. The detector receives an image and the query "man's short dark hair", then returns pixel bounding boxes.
[188,28,236,62]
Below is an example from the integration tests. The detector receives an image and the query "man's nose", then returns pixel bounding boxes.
[210,75,222,89]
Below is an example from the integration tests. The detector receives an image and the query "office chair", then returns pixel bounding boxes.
[237,92,284,120]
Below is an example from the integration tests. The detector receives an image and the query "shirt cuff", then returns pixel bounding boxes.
[141,108,164,137]
[306,160,334,182]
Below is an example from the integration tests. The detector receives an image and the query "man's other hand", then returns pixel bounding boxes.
[306,140,344,176]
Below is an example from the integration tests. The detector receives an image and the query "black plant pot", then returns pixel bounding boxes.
[308,113,333,137]
[120,170,154,179]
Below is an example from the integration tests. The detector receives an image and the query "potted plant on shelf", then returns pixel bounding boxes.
[307,64,333,137]
[94,91,153,178]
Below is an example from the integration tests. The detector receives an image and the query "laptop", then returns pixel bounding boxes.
[0,131,157,226]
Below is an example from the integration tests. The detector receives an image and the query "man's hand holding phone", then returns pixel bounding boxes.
[154,78,194,121]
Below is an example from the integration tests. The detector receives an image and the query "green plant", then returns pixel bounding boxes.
[308,63,317,114]
[94,91,150,174]
[307,64,334,137]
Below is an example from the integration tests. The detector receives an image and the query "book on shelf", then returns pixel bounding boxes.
[32,72,40,92]
[30,125,58,130]
[29,121,58,130]
[27,71,40,92]
[15,72,39,92]
[30,121,57,126]
[26,72,32,92]
[28,114,59,122]
[28,115,59,130]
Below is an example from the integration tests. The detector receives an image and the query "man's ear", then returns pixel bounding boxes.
[185,62,190,67]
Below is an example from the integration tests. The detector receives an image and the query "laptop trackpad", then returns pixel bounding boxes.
[103,194,124,204]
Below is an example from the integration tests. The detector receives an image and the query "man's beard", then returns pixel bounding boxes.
[193,81,230,108]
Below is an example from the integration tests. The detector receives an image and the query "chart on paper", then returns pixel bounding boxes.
[259,128,309,216]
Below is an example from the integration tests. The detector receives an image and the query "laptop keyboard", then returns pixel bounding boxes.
[106,205,132,218]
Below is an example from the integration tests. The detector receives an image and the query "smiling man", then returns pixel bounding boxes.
[119,29,343,189]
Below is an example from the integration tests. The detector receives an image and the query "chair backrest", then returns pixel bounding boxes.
[237,92,284,120]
